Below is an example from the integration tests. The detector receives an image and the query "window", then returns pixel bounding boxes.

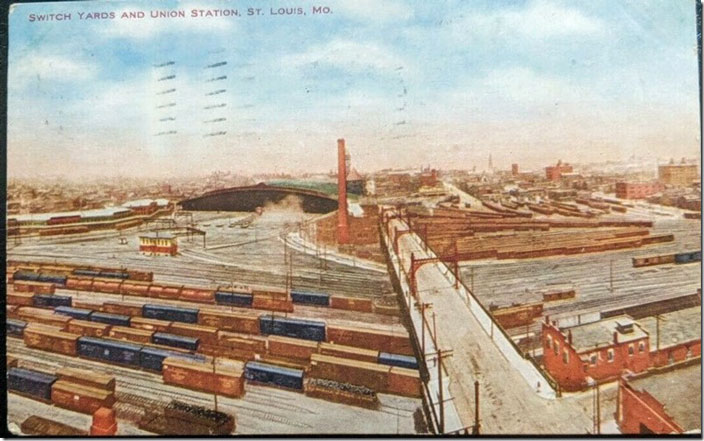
[590,354,597,366]
[554,342,559,356]
[686,346,692,359]
[638,341,645,353]
[562,349,569,364]
[607,349,614,362]
[545,335,552,349]
[628,345,634,356]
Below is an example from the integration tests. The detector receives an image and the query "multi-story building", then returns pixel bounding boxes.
[615,181,664,199]
[545,160,573,181]
[542,307,701,392]
[542,316,650,392]
[658,162,698,187]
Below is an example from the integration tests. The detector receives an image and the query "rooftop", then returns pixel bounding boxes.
[122,198,170,208]
[9,207,132,223]
[639,306,701,352]
[565,315,649,353]
[139,232,175,240]
[628,363,701,432]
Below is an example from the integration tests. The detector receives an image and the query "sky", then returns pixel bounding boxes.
[7,0,701,179]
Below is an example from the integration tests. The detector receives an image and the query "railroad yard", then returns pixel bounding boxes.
[6,210,423,435]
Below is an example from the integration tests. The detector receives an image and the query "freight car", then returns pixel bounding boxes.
[143,304,199,324]
[244,361,304,390]
[13,271,67,286]
[77,337,142,367]
[290,290,331,307]
[54,306,93,321]
[7,319,27,337]
[215,290,253,307]
[47,215,82,226]
[632,254,676,267]
[139,347,206,372]
[8,368,58,402]
[152,332,200,351]
[259,315,326,342]
[32,295,72,308]
[90,312,131,327]
[377,352,418,370]
[675,250,701,264]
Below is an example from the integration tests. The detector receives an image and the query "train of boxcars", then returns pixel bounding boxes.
[9,263,378,314]
[8,295,420,408]
[632,250,702,267]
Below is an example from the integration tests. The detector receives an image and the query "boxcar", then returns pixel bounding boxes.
[7,318,27,337]
[90,312,131,327]
[36,273,68,286]
[13,270,41,282]
[142,304,199,324]
[8,368,58,402]
[259,315,326,341]
[54,306,93,321]
[675,251,702,264]
[98,271,129,280]
[290,290,330,307]
[32,295,72,308]
[244,361,304,390]
[77,337,142,367]
[73,269,101,277]
[378,352,419,370]
[152,332,199,351]
[215,290,253,307]
[139,347,206,372]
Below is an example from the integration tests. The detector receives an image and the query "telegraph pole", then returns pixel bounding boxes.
[609,260,614,293]
[473,380,480,434]
[435,348,453,434]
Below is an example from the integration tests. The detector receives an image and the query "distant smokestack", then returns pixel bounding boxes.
[337,138,349,244]
[512,164,519,176]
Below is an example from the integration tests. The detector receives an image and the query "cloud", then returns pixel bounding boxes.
[9,53,98,86]
[281,39,407,73]
[458,0,604,40]
[334,0,413,23]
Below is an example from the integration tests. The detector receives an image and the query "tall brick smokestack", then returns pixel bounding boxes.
[337,138,349,244]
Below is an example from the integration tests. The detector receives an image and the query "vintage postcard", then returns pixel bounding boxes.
[4,0,702,436]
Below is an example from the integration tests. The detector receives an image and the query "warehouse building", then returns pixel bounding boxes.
[542,306,701,392]
[615,181,663,200]
[658,161,699,187]
[617,363,701,434]
[542,316,650,392]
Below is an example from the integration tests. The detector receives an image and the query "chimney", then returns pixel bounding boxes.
[511,164,519,176]
[613,331,618,344]
[568,330,573,345]
[337,138,349,244]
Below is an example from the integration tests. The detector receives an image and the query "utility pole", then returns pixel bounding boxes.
[609,260,614,293]
[212,355,218,412]
[473,380,480,434]
[419,302,433,358]
[470,266,475,294]
[435,348,453,434]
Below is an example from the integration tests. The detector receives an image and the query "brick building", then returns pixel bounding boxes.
[615,181,664,199]
[658,162,699,187]
[542,307,701,392]
[617,363,701,434]
[545,160,573,181]
[139,233,178,256]
[542,316,650,392]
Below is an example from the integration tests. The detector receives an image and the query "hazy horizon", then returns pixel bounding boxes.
[8,0,701,180]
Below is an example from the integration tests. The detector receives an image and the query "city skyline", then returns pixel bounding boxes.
[8,0,701,179]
